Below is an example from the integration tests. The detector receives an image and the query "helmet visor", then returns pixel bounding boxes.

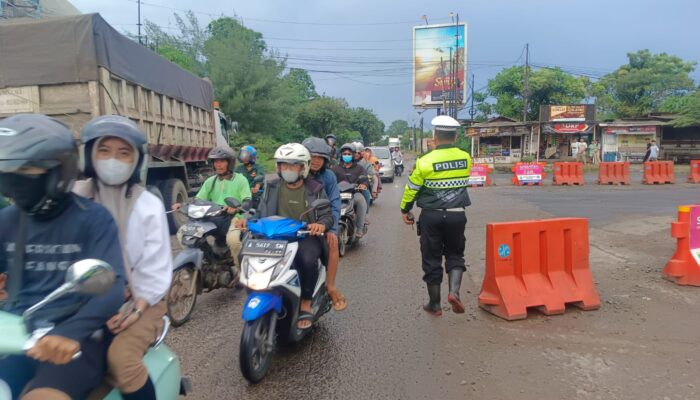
[0,158,59,173]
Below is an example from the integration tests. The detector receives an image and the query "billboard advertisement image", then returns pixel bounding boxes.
[413,23,467,107]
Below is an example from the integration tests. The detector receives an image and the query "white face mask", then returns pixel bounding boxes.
[94,158,135,186]
[281,170,300,183]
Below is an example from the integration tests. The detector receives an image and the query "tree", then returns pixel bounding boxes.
[594,50,697,118]
[487,66,586,121]
[203,17,289,137]
[296,97,350,138]
[348,107,384,145]
[385,120,409,138]
[673,90,700,127]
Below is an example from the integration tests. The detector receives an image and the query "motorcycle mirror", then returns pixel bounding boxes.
[241,199,252,212]
[225,197,242,209]
[23,259,115,320]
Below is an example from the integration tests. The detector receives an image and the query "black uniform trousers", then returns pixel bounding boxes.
[418,209,467,285]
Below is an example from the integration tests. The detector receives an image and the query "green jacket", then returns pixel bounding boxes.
[235,163,265,188]
[400,144,473,212]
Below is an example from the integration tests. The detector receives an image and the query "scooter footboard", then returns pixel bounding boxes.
[242,293,283,321]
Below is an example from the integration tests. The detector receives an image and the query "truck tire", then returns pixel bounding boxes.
[160,178,189,235]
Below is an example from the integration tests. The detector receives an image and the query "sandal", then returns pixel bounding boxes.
[297,311,314,331]
[329,290,347,312]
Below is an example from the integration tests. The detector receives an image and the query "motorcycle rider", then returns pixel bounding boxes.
[400,115,472,316]
[354,143,379,201]
[73,115,172,400]
[363,147,383,196]
[302,137,347,312]
[392,147,404,175]
[324,134,338,165]
[0,114,125,400]
[172,146,252,275]
[331,143,370,239]
[235,145,265,208]
[240,143,333,330]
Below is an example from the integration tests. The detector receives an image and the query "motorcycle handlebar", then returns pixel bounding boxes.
[297,230,325,237]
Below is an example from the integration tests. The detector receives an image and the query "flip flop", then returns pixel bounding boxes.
[329,290,347,312]
[297,311,314,331]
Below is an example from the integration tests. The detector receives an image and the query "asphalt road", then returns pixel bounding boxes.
[169,169,700,400]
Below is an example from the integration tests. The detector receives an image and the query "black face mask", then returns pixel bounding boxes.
[0,172,48,213]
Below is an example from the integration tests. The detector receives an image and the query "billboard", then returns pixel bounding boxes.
[413,23,467,107]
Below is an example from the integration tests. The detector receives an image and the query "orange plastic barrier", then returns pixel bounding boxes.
[552,162,584,185]
[688,160,700,183]
[662,205,700,286]
[478,218,601,320]
[597,162,630,185]
[642,161,675,184]
[511,162,546,186]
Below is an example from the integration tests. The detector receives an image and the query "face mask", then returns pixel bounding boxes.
[341,155,353,163]
[94,158,135,186]
[281,170,300,183]
[0,172,48,212]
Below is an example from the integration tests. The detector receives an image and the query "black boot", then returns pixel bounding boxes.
[447,269,465,314]
[423,284,442,316]
[122,377,156,400]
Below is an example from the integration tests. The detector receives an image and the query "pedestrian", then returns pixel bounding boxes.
[649,140,660,161]
[570,139,579,160]
[577,138,588,164]
[643,140,652,162]
[589,139,601,165]
[400,115,472,316]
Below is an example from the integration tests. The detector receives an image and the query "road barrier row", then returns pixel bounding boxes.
[470,160,700,187]
[552,162,584,186]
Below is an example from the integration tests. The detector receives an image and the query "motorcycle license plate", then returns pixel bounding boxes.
[242,239,287,257]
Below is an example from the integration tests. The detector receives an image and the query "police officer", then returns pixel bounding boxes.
[400,115,472,316]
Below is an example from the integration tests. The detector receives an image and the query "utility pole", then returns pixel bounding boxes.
[522,43,529,122]
[453,13,460,119]
[469,74,475,121]
[419,112,425,153]
[137,0,143,45]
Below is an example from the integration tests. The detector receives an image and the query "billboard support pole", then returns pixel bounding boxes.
[453,13,460,119]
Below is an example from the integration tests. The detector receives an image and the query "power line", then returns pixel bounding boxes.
[126,0,450,26]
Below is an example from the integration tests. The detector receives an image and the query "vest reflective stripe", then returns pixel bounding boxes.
[424,178,469,189]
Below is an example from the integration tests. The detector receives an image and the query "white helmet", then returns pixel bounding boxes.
[274,143,311,178]
[432,115,460,132]
[353,141,365,153]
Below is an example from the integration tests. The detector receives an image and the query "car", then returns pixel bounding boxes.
[370,146,395,183]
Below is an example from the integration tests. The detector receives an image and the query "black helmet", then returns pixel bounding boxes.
[324,133,337,146]
[0,114,78,213]
[81,115,147,184]
[208,146,235,172]
[340,143,356,153]
[302,137,332,160]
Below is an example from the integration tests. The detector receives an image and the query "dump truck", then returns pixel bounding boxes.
[0,13,232,232]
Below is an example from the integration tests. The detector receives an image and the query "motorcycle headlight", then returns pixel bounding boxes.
[181,225,206,239]
[340,193,353,200]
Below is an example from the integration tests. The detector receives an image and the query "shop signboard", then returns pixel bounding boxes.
[543,123,593,134]
[515,162,544,184]
[540,104,595,122]
[604,126,657,135]
[468,163,489,185]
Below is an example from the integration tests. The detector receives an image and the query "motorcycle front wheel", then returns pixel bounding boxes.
[338,224,348,257]
[167,265,198,327]
[240,313,274,383]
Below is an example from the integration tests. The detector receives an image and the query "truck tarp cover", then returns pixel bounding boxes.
[0,13,213,110]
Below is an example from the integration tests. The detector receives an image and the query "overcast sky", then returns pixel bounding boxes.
[71,0,700,127]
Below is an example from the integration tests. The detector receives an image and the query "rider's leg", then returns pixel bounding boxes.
[325,232,346,311]
[23,336,110,400]
[294,237,323,328]
[352,193,368,236]
[226,220,243,269]
[0,355,35,399]
[419,210,446,315]
[106,301,167,400]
